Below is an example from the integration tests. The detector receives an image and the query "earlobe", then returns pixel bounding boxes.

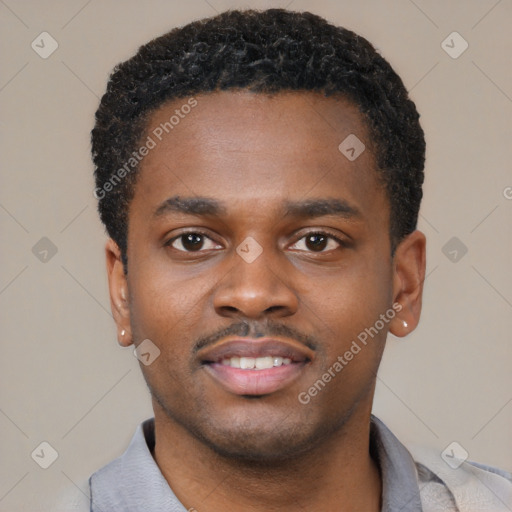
[389,230,426,338]
[105,238,132,347]
[390,316,411,338]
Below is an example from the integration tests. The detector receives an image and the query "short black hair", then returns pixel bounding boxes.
[92,8,425,268]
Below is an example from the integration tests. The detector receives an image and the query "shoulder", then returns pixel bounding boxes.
[89,419,183,511]
[89,419,154,511]
[410,445,512,512]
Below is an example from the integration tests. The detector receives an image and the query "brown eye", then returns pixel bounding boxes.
[181,233,204,251]
[167,232,220,252]
[305,234,328,251]
[289,232,342,253]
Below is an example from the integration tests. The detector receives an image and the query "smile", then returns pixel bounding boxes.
[220,356,293,369]
[198,337,314,396]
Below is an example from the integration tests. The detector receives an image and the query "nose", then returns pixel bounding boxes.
[213,248,299,320]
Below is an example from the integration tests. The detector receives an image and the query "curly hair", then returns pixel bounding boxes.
[92,8,425,267]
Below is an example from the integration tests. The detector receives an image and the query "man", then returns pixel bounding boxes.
[89,8,511,511]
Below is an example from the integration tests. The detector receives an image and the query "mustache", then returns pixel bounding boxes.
[193,319,319,353]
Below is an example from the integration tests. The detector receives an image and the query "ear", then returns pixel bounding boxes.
[105,238,132,347]
[389,230,426,338]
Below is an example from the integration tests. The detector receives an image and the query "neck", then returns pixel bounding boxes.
[152,404,382,512]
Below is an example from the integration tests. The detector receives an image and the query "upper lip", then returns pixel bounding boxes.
[198,337,315,364]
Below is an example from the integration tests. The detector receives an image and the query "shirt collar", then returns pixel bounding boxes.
[370,415,423,511]
[90,414,423,511]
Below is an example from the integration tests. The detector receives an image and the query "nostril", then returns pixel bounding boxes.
[220,306,239,314]
[265,305,285,314]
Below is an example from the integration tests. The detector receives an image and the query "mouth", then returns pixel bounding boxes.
[198,338,315,396]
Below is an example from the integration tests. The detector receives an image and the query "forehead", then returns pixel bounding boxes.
[143,90,372,163]
[131,90,386,224]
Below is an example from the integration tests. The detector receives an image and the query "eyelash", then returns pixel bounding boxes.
[165,229,346,253]
[165,229,218,252]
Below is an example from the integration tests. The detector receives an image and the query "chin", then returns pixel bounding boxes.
[198,429,316,463]
[187,411,336,464]
[152,387,348,463]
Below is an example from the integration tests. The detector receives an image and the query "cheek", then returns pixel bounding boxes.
[311,252,393,359]
[320,254,392,316]
[127,269,206,390]
[127,258,207,342]
[305,276,390,411]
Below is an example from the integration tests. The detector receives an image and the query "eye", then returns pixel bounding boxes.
[166,231,221,252]
[289,232,343,253]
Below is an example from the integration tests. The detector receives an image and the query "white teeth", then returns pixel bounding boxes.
[255,356,274,369]
[220,356,294,369]
[240,357,255,369]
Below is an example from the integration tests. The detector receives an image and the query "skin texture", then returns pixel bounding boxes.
[106,91,426,511]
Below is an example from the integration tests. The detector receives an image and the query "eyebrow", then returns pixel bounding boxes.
[282,198,361,220]
[153,196,227,218]
[153,195,361,220]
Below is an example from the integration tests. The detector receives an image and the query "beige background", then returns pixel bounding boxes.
[1,0,511,510]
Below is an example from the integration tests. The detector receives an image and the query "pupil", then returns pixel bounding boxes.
[183,233,203,251]
[306,234,327,251]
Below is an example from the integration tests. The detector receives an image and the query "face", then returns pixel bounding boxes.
[107,91,425,461]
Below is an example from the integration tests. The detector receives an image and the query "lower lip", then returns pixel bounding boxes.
[204,362,307,396]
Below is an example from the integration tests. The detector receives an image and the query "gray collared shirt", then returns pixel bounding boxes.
[89,415,511,511]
